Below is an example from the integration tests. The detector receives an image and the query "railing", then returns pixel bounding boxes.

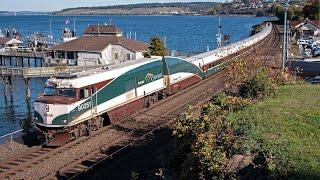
[0,50,47,58]
[0,129,24,151]
[0,65,103,78]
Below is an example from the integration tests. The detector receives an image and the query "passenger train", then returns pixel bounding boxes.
[35,23,272,145]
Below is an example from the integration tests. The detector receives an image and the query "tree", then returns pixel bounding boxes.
[273,5,295,24]
[302,0,320,20]
[148,36,168,56]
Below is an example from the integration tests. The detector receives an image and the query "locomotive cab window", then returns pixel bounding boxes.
[79,88,90,99]
[57,89,76,97]
[44,87,56,96]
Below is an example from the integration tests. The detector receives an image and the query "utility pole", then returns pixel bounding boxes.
[216,15,222,49]
[287,20,290,60]
[73,17,76,37]
[49,19,53,39]
[282,0,289,70]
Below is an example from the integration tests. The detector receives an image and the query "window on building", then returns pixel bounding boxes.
[79,88,90,99]
[67,52,75,59]
[114,53,118,60]
[57,52,64,58]
[127,54,131,60]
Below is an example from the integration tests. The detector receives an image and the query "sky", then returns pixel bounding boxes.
[1,0,227,12]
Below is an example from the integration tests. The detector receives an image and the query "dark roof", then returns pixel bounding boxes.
[50,36,148,53]
[84,24,122,35]
[0,37,11,45]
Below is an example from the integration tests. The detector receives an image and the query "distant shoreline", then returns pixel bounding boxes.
[0,14,270,18]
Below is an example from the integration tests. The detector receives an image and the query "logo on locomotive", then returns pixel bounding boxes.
[145,73,162,82]
[138,72,163,86]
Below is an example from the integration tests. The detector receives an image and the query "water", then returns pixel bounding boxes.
[0,15,269,136]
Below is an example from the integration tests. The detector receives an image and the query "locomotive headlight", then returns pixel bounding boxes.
[45,105,49,112]
[63,120,67,124]
[35,117,38,121]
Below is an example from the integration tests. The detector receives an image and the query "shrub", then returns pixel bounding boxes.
[172,98,244,179]
[238,70,278,99]
[210,93,252,112]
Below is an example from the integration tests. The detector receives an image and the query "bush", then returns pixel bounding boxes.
[238,70,278,99]
[210,93,252,112]
[172,96,247,179]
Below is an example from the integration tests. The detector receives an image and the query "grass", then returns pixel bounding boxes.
[227,85,320,178]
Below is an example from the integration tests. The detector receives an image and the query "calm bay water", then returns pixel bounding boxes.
[0,15,269,136]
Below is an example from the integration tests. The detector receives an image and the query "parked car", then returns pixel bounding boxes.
[313,48,320,57]
[297,39,312,45]
[312,42,320,49]
[306,76,320,84]
[304,48,312,57]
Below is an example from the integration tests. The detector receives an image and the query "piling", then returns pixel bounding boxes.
[24,78,31,101]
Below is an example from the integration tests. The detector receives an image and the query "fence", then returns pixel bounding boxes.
[0,129,24,151]
[0,65,103,78]
[0,50,47,58]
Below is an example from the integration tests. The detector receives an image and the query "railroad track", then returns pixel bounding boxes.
[0,147,52,174]
[0,24,281,180]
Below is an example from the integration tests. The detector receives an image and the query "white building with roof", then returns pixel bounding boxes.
[49,24,148,66]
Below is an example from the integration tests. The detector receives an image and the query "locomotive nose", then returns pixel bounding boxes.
[34,102,54,125]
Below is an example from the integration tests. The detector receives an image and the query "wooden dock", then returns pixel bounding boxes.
[0,65,102,101]
[0,51,47,68]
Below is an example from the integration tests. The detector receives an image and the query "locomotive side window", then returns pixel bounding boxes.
[79,88,90,99]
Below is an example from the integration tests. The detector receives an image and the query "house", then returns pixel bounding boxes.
[0,37,23,50]
[49,24,148,66]
[292,18,320,38]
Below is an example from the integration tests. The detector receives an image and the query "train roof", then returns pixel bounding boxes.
[74,57,161,78]
[187,22,272,64]
[48,57,161,89]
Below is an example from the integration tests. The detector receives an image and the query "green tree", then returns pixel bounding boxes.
[302,0,320,20]
[273,5,295,24]
[148,36,168,56]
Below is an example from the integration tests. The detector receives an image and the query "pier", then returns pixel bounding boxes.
[0,65,102,101]
[0,51,46,68]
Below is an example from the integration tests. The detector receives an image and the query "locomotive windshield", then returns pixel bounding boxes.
[44,87,76,97]
[44,87,56,96]
[57,89,76,97]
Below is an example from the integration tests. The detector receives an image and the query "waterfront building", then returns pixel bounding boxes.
[0,37,23,51]
[292,18,320,38]
[49,24,148,66]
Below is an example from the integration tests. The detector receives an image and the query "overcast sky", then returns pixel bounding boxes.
[1,0,227,12]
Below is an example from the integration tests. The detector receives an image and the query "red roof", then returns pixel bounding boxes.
[50,36,148,53]
[84,25,122,35]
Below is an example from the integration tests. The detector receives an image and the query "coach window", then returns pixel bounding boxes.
[114,53,118,60]
[79,88,90,99]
